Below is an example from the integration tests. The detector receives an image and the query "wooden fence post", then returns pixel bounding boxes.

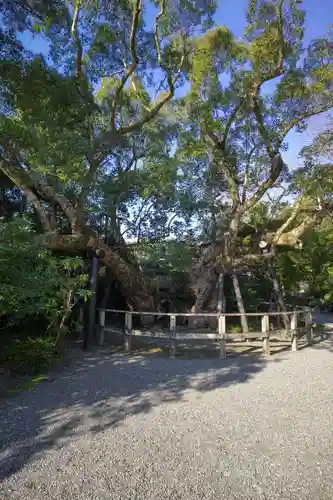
[306,309,313,346]
[291,310,298,351]
[79,305,84,324]
[169,315,176,359]
[218,315,226,359]
[75,305,84,339]
[99,310,106,346]
[125,312,132,352]
[261,315,270,356]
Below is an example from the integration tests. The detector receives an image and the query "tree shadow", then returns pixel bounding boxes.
[0,346,279,481]
[309,327,333,353]
[4,317,333,484]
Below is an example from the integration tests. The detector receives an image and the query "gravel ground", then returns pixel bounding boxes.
[1,328,333,499]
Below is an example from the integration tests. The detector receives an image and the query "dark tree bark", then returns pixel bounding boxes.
[217,273,226,313]
[44,231,155,310]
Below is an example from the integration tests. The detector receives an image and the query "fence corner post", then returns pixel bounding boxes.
[291,310,298,351]
[306,309,313,346]
[125,312,132,353]
[99,310,106,346]
[218,314,226,359]
[261,314,270,356]
[169,315,176,359]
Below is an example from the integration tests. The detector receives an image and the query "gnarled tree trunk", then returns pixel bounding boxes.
[217,273,226,313]
[0,160,156,313]
[44,230,155,310]
[189,242,222,327]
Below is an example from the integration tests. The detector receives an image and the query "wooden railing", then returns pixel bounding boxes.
[97,308,314,359]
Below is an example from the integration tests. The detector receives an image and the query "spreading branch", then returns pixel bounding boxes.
[0,159,52,232]
[221,99,246,150]
[271,196,304,245]
[267,214,318,247]
[111,0,142,130]
[0,157,82,233]
[206,102,245,209]
[71,0,84,94]
[206,100,245,158]
[77,156,100,211]
[38,183,83,233]
[277,102,333,146]
[242,145,256,203]
[243,152,284,213]
[247,99,333,214]
[244,0,286,202]
[116,0,184,136]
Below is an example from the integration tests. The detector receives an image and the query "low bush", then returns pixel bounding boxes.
[0,218,90,348]
[1,337,62,375]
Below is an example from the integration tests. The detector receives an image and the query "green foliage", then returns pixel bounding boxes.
[135,239,196,276]
[0,0,333,317]
[190,26,236,95]
[0,218,89,330]
[0,337,60,375]
[276,220,333,303]
[229,324,242,334]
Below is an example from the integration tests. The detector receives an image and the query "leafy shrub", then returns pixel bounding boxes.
[229,324,242,334]
[1,337,61,375]
[0,218,90,337]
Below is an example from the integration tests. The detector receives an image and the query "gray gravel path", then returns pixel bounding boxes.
[1,331,333,499]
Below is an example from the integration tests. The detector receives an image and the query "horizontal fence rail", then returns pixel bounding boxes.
[97,308,314,359]
[97,308,310,317]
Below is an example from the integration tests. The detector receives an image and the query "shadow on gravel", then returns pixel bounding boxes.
[0,347,284,481]
[310,330,333,352]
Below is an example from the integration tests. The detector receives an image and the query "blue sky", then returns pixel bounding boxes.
[213,0,332,168]
[19,0,332,169]
[216,0,332,42]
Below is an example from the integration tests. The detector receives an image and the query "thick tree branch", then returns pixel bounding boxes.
[243,152,284,213]
[206,135,241,209]
[77,156,100,211]
[206,100,245,157]
[271,196,304,245]
[117,91,174,135]
[221,99,246,150]
[43,231,155,309]
[246,3,332,217]
[209,20,284,213]
[252,99,275,155]
[267,214,318,247]
[0,157,82,233]
[277,102,333,146]
[111,0,142,130]
[247,100,333,214]
[116,0,184,136]
[35,181,82,233]
[71,0,84,93]
[0,159,52,231]
[242,145,256,203]
[250,0,285,151]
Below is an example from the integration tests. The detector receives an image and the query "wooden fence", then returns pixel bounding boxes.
[97,308,313,359]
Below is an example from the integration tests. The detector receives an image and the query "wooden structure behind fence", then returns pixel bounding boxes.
[97,308,313,359]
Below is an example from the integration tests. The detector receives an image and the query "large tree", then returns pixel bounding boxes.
[1,0,332,316]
